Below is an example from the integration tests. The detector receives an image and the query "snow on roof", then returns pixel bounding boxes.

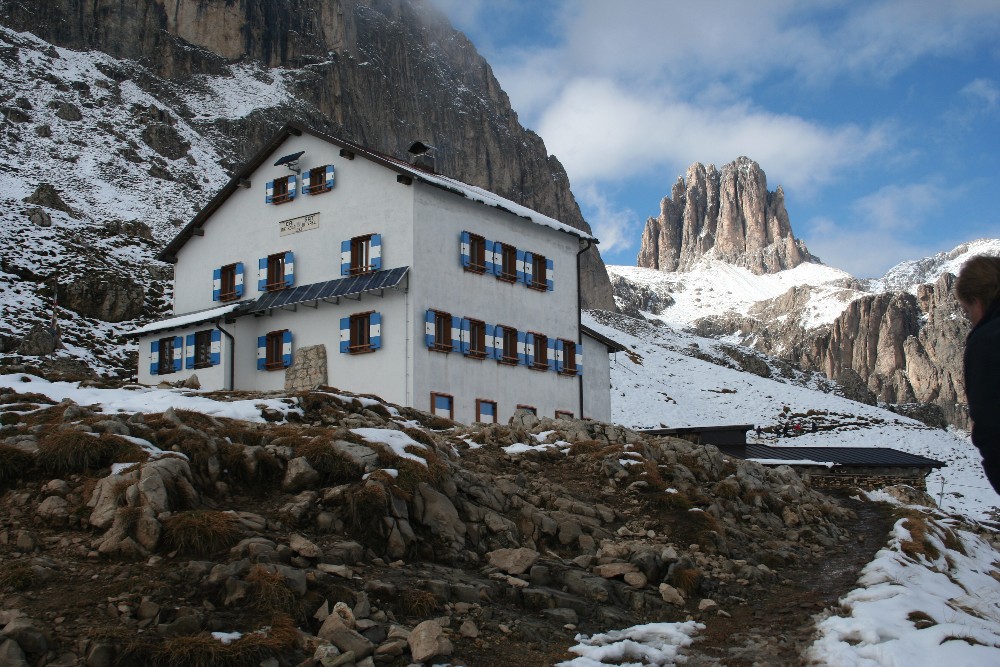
[128,303,239,336]
[748,458,836,468]
[381,155,597,242]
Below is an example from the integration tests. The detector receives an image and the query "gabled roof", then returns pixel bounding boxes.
[158,122,596,263]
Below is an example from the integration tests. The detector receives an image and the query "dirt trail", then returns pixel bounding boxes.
[681,493,895,666]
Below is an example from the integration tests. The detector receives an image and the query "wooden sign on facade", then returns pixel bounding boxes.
[279,212,320,236]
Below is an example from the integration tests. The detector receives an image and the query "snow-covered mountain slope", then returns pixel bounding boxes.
[609,258,856,329]
[868,237,1000,294]
[584,310,1000,522]
[0,25,306,373]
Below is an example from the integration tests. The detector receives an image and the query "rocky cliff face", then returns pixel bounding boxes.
[800,273,970,428]
[637,158,816,274]
[686,273,971,428]
[0,0,615,319]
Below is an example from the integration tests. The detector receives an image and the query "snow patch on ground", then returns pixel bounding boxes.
[556,621,704,666]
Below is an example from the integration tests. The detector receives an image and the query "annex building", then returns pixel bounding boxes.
[133,123,620,423]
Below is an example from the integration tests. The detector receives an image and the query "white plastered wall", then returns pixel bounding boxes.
[407,182,584,424]
[581,335,613,422]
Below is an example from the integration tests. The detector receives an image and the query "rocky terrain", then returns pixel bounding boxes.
[636,157,817,275]
[0,0,615,376]
[0,366,906,667]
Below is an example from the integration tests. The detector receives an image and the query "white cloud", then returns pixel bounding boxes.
[576,184,641,254]
[851,181,948,232]
[961,78,1000,111]
[536,78,890,192]
[803,218,942,278]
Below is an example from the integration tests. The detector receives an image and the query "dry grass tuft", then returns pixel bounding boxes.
[123,614,299,667]
[245,565,299,617]
[295,438,362,484]
[713,479,741,500]
[400,588,439,617]
[163,510,242,556]
[346,483,389,534]
[670,567,701,596]
[0,564,36,591]
[37,430,148,473]
[653,490,693,511]
[0,445,33,487]
[907,610,938,629]
[638,459,667,492]
[896,510,942,562]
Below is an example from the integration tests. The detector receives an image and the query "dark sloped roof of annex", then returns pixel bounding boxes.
[158,122,597,263]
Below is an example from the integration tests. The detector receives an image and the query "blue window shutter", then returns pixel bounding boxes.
[258,257,268,291]
[546,258,554,291]
[554,339,564,373]
[460,318,471,355]
[460,231,470,268]
[523,251,534,287]
[370,312,382,350]
[525,332,535,366]
[370,234,382,270]
[451,316,461,352]
[234,262,245,297]
[282,330,293,367]
[325,164,335,189]
[548,338,557,371]
[484,238,495,274]
[212,268,221,301]
[301,169,311,194]
[494,327,504,360]
[516,249,526,283]
[577,348,584,376]
[265,180,274,204]
[172,336,183,372]
[340,317,350,353]
[185,334,195,369]
[491,241,503,276]
[485,323,496,359]
[287,175,297,200]
[210,330,222,366]
[517,330,527,365]
[284,251,294,287]
[257,336,266,370]
[150,339,159,375]
[424,310,436,348]
[341,240,351,276]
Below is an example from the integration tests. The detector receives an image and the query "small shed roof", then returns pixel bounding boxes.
[718,444,944,468]
[581,324,627,353]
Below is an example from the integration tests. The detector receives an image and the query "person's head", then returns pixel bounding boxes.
[956,255,1000,326]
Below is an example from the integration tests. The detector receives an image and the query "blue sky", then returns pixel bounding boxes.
[429,0,1000,278]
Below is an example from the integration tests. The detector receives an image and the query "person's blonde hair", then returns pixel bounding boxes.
[955,255,1000,308]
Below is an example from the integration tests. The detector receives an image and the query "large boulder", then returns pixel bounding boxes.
[57,271,144,322]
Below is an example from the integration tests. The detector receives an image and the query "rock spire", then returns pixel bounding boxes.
[637,157,817,274]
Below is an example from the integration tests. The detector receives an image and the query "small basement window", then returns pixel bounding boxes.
[431,392,454,420]
[516,404,537,416]
[476,399,498,424]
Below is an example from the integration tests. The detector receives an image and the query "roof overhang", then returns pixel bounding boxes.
[581,324,627,353]
[126,303,240,338]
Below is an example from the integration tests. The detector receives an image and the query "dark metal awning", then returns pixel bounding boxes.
[247,266,409,314]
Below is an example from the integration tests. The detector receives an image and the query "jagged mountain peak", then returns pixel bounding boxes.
[638,156,818,275]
